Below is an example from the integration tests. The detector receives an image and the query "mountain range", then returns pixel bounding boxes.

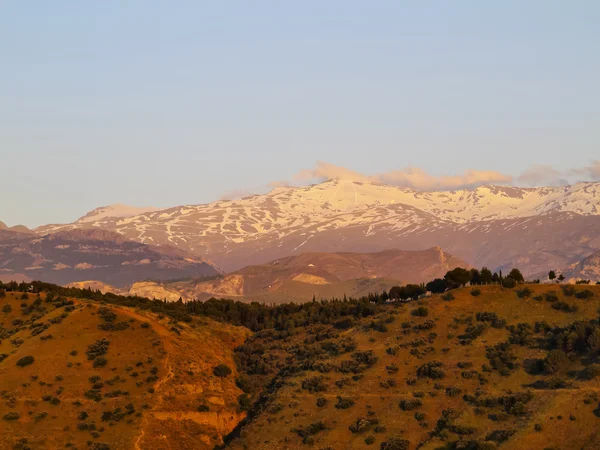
[2,179,600,296]
[33,179,600,275]
[124,246,469,303]
[0,228,218,286]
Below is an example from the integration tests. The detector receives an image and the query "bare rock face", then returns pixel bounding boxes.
[128,281,184,301]
[32,180,600,276]
[0,228,219,287]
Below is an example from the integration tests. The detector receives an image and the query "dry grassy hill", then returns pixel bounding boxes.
[226,284,600,450]
[0,290,249,450]
[4,283,600,449]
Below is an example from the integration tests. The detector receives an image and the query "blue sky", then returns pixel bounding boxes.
[1,1,599,227]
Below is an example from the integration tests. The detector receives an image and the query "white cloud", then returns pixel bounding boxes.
[293,161,513,191]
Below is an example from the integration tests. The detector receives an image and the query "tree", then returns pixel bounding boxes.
[508,268,524,283]
[388,286,403,300]
[469,269,481,285]
[544,349,570,374]
[426,278,446,294]
[587,328,600,353]
[480,267,493,284]
[549,271,556,281]
[558,274,565,282]
[444,268,471,287]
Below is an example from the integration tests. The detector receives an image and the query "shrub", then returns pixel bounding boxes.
[562,285,576,296]
[237,393,252,411]
[441,293,455,301]
[93,357,108,368]
[544,350,570,375]
[316,397,328,408]
[399,399,422,411]
[516,287,533,298]
[213,364,232,378]
[417,361,445,379]
[16,356,34,367]
[335,396,355,409]
[470,289,481,297]
[502,278,517,289]
[411,307,428,317]
[3,412,20,421]
[380,437,410,450]
[86,338,110,360]
[582,364,600,380]
[302,376,327,393]
[349,417,373,433]
[576,290,594,299]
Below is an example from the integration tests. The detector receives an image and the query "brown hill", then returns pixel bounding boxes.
[0,228,219,287]
[227,284,600,450]
[154,247,469,303]
[4,282,600,449]
[0,291,249,450]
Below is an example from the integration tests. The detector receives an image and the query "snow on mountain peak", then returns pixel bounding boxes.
[77,204,160,223]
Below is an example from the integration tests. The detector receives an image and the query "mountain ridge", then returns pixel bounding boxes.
[19,179,600,274]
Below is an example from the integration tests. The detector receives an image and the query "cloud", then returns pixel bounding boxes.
[375,167,513,191]
[293,161,513,191]
[294,161,370,183]
[219,160,600,201]
[569,160,600,181]
[517,165,569,187]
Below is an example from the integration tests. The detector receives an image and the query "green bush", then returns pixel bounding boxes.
[470,289,481,297]
[3,412,20,421]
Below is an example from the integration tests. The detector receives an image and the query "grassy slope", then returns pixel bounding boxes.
[226,284,600,450]
[0,291,249,450]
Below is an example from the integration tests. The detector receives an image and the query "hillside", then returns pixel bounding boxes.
[227,284,600,450]
[0,290,249,450]
[3,282,600,449]
[559,250,600,283]
[153,247,469,303]
[33,180,600,275]
[0,228,219,287]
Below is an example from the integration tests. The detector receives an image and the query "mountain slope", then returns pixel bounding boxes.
[226,284,600,450]
[139,247,470,303]
[33,180,600,274]
[560,250,600,283]
[0,228,219,287]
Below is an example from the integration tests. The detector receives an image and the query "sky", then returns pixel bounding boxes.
[1,1,599,227]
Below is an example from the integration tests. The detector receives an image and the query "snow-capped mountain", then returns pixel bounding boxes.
[34,179,600,274]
